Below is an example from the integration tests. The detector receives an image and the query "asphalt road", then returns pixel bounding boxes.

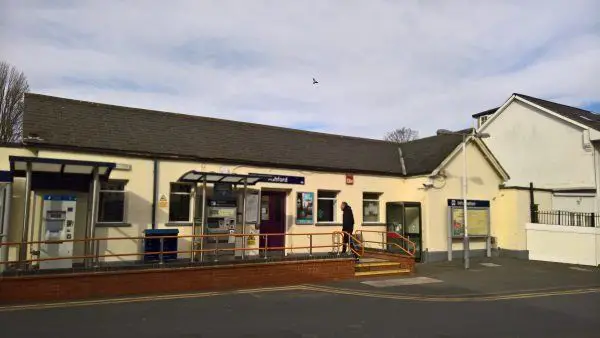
[1,286,599,338]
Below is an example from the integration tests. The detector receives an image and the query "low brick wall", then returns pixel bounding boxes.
[0,258,355,304]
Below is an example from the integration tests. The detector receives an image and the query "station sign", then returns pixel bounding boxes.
[250,173,305,185]
[447,199,490,208]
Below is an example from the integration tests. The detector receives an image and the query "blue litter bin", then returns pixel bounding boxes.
[143,229,179,262]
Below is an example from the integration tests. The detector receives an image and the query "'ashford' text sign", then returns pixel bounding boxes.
[250,173,305,185]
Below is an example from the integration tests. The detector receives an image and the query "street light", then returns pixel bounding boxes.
[436,128,490,269]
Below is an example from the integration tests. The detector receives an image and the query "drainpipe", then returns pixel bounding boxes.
[529,182,536,223]
[151,159,158,229]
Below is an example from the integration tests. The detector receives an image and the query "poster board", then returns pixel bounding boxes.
[296,192,314,225]
[245,193,259,223]
[447,199,492,261]
[450,208,489,237]
[447,199,490,238]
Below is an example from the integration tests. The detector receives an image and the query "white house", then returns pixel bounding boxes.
[473,93,600,213]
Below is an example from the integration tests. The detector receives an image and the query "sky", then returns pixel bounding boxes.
[1,0,600,139]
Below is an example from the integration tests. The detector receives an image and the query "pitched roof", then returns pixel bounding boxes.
[472,93,600,131]
[472,107,499,118]
[22,93,464,176]
[515,93,600,131]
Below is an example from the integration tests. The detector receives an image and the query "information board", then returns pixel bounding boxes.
[448,199,490,238]
[245,193,259,223]
[450,208,490,237]
[446,199,492,261]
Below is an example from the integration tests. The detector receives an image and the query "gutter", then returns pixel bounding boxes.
[18,142,408,178]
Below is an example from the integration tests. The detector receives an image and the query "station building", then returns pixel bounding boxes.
[0,93,512,271]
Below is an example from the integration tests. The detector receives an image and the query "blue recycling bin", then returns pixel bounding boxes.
[143,229,179,262]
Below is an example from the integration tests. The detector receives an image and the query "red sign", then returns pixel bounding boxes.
[345,174,354,185]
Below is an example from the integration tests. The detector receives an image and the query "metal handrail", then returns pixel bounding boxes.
[0,231,353,266]
[331,231,365,257]
[355,229,416,257]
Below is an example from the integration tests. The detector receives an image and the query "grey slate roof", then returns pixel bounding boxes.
[22,93,464,176]
[472,107,499,118]
[472,93,600,131]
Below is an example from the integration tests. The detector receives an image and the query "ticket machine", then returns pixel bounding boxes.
[204,204,237,256]
[39,195,76,270]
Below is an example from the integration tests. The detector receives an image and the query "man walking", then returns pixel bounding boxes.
[340,202,355,255]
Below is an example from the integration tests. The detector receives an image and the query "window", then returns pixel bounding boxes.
[98,180,126,223]
[479,115,489,128]
[317,190,337,222]
[169,183,192,222]
[363,192,380,223]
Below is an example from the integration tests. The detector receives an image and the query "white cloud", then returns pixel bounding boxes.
[2,0,600,138]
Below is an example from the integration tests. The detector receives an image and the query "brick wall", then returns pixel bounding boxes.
[0,258,355,304]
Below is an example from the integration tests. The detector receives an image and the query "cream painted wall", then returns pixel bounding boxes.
[418,142,504,256]
[0,141,509,264]
[552,195,596,213]
[492,189,553,251]
[156,161,404,256]
[526,223,600,266]
[480,100,596,190]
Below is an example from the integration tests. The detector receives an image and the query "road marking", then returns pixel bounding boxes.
[0,285,301,313]
[1,284,599,312]
[302,285,600,302]
[569,267,592,272]
[480,263,501,267]
[361,277,442,288]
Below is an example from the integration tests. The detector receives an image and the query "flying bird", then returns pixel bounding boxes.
[312,77,319,85]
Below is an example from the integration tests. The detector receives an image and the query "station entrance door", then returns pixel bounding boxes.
[386,202,422,262]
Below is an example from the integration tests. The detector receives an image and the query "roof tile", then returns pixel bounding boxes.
[22,93,464,176]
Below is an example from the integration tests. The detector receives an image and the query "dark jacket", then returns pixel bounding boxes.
[342,205,355,231]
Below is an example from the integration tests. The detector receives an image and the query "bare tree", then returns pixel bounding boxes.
[0,61,30,143]
[384,127,419,143]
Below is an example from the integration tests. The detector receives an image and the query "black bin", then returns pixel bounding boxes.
[143,229,179,262]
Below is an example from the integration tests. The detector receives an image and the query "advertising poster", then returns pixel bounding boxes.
[296,192,314,224]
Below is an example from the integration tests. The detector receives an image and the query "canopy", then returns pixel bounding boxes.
[178,170,263,185]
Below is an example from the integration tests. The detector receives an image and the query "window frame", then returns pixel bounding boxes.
[97,179,127,224]
[168,182,193,223]
[362,192,381,224]
[317,190,338,223]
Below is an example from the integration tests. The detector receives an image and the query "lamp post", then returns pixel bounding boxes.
[436,128,490,269]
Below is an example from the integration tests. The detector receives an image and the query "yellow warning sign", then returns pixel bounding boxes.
[247,235,256,246]
[158,194,168,208]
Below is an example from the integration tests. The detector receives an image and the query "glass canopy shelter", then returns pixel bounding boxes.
[9,156,116,270]
[177,171,266,261]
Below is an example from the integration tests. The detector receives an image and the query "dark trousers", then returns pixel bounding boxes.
[342,229,353,253]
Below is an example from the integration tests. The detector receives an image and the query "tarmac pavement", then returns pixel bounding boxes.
[1,257,599,338]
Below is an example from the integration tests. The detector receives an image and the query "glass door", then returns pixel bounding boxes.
[385,202,423,262]
[403,203,422,262]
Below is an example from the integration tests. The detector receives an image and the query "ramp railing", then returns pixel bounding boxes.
[0,231,362,273]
